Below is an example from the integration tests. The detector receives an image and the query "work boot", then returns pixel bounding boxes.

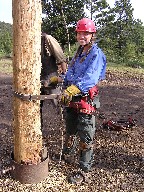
[68,169,91,184]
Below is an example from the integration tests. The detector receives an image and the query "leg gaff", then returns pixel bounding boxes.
[79,141,94,172]
[62,134,78,164]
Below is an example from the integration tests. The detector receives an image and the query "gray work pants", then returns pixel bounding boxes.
[63,107,96,172]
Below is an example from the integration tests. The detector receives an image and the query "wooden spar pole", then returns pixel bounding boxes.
[12,0,42,164]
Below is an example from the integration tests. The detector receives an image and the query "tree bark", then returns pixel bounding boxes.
[12,0,42,164]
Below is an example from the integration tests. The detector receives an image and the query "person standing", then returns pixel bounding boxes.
[40,33,67,128]
[59,18,107,184]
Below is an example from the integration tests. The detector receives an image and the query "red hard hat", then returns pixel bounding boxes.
[75,18,96,33]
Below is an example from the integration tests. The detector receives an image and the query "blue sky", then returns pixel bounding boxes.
[0,0,12,24]
[0,0,143,24]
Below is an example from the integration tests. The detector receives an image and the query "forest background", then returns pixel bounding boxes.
[0,0,144,67]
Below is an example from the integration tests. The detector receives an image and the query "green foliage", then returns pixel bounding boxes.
[0,21,12,55]
[0,1,143,68]
[0,31,12,54]
[86,0,113,28]
[131,20,144,62]
[64,43,78,59]
[95,0,144,67]
[42,0,86,46]
[111,0,134,56]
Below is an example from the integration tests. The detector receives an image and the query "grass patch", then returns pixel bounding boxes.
[0,58,13,74]
[0,59,143,79]
[107,62,144,77]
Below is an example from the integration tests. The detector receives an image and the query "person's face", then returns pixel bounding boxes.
[76,31,93,46]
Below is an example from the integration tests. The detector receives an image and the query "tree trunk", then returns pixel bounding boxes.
[12,0,42,164]
[60,0,70,61]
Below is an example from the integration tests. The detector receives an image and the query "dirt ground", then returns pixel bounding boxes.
[0,70,144,192]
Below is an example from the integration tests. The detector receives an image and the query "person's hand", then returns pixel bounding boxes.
[41,76,63,87]
[41,80,49,87]
[49,76,58,85]
[61,85,81,105]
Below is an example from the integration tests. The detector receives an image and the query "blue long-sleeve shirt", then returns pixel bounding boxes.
[64,44,107,94]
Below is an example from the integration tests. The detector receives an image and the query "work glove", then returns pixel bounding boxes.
[41,76,59,87]
[49,76,64,85]
[49,76,59,85]
[61,85,81,106]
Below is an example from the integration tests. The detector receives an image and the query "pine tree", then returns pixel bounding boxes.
[131,20,144,63]
[42,0,86,46]
[112,0,134,60]
[85,0,112,28]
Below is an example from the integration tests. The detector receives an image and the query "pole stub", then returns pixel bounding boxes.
[10,149,49,184]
